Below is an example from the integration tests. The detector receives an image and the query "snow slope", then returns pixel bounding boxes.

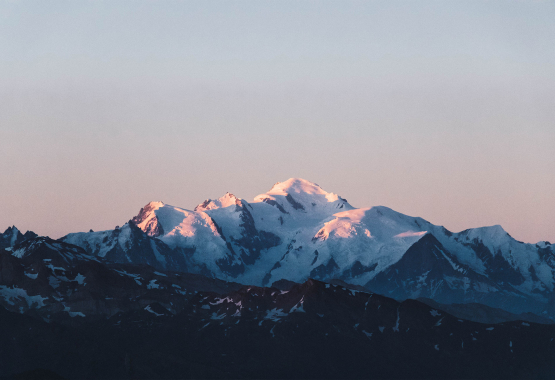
[62,222,188,272]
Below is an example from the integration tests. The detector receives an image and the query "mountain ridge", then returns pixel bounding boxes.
[3,178,554,319]
[1,228,554,378]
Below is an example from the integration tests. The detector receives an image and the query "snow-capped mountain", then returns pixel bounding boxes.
[366,233,532,312]
[57,178,555,317]
[61,221,189,273]
[1,223,555,378]
[3,178,555,379]
[196,193,281,267]
[130,200,244,276]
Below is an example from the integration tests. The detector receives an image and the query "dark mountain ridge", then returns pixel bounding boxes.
[0,232,554,378]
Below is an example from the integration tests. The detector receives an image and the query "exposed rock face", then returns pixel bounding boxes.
[0,226,36,251]
[366,234,534,314]
[209,199,281,266]
[131,201,165,237]
[310,257,340,280]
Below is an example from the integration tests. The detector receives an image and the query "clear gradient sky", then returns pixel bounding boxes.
[1,1,554,243]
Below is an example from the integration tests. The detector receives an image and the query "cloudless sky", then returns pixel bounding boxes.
[1,1,554,243]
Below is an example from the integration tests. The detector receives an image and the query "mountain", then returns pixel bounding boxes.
[61,222,189,273]
[194,193,281,269]
[1,273,554,379]
[0,254,555,379]
[0,226,37,251]
[0,235,242,320]
[130,200,245,276]
[365,233,536,314]
[2,228,555,378]
[58,178,555,318]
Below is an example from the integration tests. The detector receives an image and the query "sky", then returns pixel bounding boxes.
[1,1,554,243]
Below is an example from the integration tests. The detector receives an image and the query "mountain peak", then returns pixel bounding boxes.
[462,225,510,240]
[267,178,327,196]
[144,201,165,209]
[2,225,19,235]
[195,192,241,212]
[131,201,168,237]
[253,178,351,212]
[1,225,24,250]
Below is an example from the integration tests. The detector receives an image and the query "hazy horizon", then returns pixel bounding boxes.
[1,1,554,243]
